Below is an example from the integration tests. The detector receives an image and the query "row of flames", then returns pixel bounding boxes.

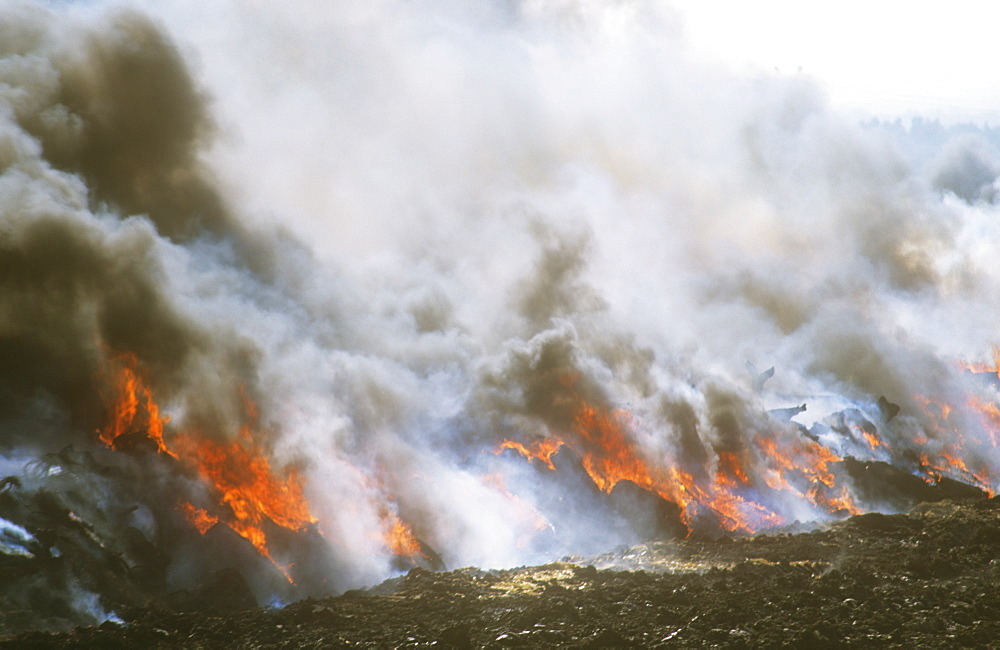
[497,376,858,535]
[96,350,1000,578]
[497,367,999,535]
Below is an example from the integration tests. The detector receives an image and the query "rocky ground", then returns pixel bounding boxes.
[4,493,1000,648]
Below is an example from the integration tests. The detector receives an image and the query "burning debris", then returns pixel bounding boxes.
[1,0,1000,642]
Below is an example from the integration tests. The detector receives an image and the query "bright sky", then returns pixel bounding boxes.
[673,1,1000,122]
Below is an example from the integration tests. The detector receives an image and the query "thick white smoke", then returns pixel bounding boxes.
[2,0,1000,628]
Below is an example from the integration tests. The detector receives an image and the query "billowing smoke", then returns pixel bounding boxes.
[2,0,1000,633]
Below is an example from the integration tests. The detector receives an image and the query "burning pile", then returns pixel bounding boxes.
[488,334,998,539]
[100,353,319,577]
[1,0,1000,637]
[96,352,427,580]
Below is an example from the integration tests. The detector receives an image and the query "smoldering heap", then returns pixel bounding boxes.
[1,0,1000,637]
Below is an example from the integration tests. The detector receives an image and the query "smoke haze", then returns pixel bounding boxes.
[2,0,1000,629]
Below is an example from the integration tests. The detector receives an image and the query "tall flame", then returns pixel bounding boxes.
[99,353,176,458]
[97,353,317,578]
[172,428,317,566]
[381,509,424,559]
[358,472,426,561]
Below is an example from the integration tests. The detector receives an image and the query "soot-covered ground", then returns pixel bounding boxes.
[4,492,1000,648]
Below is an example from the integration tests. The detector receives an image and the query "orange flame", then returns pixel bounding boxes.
[381,509,424,558]
[710,454,785,531]
[750,434,861,516]
[917,451,993,496]
[917,453,942,485]
[969,396,1000,448]
[959,346,1000,377]
[178,501,219,534]
[172,428,316,569]
[98,354,318,579]
[573,405,658,495]
[914,392,995,495]
[851,423,886,450]
[756,436,840,491]
[356,470,426,561]
[915,395,954,427]
[497,377,795,534]
[811,484,863,516]
[715,451,751,489]
[99,353,175,458]
[496,439,564,471]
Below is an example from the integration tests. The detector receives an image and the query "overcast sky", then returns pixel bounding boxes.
[673,0,1000,123]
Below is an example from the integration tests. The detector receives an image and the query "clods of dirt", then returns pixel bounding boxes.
[5,495,1000,648]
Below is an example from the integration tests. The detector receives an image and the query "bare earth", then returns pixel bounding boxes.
[4,494,999,649]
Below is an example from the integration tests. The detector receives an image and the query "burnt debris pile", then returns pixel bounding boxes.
[3,1,1000,643]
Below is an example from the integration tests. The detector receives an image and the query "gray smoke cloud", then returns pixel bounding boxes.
[2,0,1000,631]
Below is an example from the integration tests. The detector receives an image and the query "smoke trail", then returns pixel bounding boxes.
[1,0,1000,632]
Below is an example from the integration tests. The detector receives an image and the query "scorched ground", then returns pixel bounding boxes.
[4,486,1000,648]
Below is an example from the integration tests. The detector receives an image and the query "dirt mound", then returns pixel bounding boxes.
[5,495,999,648]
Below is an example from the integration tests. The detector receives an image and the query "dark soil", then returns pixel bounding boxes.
[4,496,1000,648]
